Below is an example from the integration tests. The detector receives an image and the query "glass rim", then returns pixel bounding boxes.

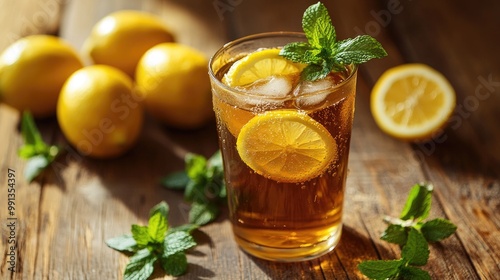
[208,31,358,99]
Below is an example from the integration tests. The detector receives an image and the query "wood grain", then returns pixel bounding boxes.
[0,0,498,279]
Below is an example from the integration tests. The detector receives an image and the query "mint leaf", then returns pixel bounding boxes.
[148,211,167,243]
[18,111,62,182]
[189,202,219,226]
[399,266,431,280]
[162,151,226,226]
[161,251,188,276]
[401,228,429,266]
[149,201,169,220]
[186,153,207,181]
[123,248,157,280]
[302,2,335,49]
[20,111,45,148]
[334,35,388,65]
[357,259,402,280]
[24,155,50,182]
[380,224,408,246]
[400,183,433,221]
[280,2,386,81]
[131,225,151,247]
[167,224,199,234]
[108,201,198,279]
[161,171,189,190]
[163,231,196,257]
[106,234,137,252]
[421,218,457,242]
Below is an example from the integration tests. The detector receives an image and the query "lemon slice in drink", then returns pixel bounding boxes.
[224,48,304,86]
[371,64,456,141]
[236,110,336,183]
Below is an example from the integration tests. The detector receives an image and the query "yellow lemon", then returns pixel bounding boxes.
[83,10,174,78]
[224,48,304,87]
[0,35,83,118]
[371,64,456,141]
[57,65,144,158]
[135,43,213,129]
[236,110,336,183]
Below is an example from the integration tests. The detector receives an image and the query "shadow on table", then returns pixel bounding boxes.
[45,117,220,225]
[250,225,392,279]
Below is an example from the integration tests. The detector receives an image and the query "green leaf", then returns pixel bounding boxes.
[167,224,199,234]
[20,111,45,147]
[189,202,219,226]
[148,211,167,243]
[302,2,336,50]
[24,155,50,182]
[149,201,169,220]
[123,248,157,280]
[401,228,429,266]
[301,64,327,81]
[421,218,457,242]
[161,171,189,190]
[357,259,402,280]
[185,153,207,181]
[18,145,37,159]
[131,225,151,247]
[184,180,207,204]
[399,266,431,280]
[163,231,196,258]
[207,150,224,171]
[334,35,388,65]
[380,224,408,246]
[106,234,138,252]
[280,42,315,63]
[160,251,188,276]
[400,183,433,221]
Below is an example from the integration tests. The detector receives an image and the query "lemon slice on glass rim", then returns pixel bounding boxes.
[371,63,456,141]
[223,48,304,87]
[236,110,337,183]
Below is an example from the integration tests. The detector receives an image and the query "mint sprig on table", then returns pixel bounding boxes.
[358,183,458,280]
[106,201,198,279]
[280,2,387,81]
[162,150,226,226]
[18,111,61,182]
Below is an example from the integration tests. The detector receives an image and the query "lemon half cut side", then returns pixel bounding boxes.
[371,64,456,141]
[236,110,337,183]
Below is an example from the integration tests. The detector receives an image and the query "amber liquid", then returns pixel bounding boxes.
[212,62,356,261]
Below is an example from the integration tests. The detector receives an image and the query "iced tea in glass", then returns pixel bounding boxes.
[209,32,357,262]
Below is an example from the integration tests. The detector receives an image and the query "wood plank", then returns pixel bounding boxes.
[0,0,61,50]
[1,0,498,278]
[384,0,500,278]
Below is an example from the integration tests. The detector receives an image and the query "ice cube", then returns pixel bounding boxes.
[293,75,335,108]
[237,76,292,106]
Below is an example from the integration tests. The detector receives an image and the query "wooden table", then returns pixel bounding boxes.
[1,0,499,279]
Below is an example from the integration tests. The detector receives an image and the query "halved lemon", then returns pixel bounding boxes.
[236,110,336,183]
[223,48,304,87]
[371,64,456,141]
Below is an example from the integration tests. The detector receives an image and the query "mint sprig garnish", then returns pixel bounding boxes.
[18,111,61,182]
[162,150,226,226]
[358,183,457,280]
[106,201,198,279]
[280,2,387,81]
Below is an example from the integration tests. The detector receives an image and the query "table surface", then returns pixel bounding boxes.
[1,0,499,279]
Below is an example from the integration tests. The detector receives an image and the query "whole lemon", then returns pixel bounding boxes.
[135,43,213,129]
[0,35,83,118]
[83,10,174,78]
[57,65,144,158]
